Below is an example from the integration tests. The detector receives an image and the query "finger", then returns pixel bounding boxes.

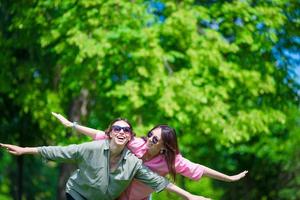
[5,144,14,148]
[239,171,247,176]
[0,144,9,148]
[57,114,63,119]
[59,115,65,119]
[58,116,64,120]
[8,150,17,155]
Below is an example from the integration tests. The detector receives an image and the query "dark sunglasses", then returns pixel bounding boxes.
[112,125,131,134]
[147,131,159,144]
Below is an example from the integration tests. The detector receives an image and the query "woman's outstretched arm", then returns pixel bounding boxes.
[51,112,105,139]
[1,142,85,163]
[165,183,211,200]
[175,154,248,182]
[134,161,211,200]
[202,165,248,182]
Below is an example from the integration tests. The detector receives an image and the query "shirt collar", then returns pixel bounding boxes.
[103,139,110,150]
[104,140,131,160]
[122,147,131,160]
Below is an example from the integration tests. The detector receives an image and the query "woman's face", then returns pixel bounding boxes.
[146,127,164,150]
[110,120,132,146]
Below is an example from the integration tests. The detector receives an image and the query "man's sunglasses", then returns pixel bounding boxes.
[112,125,131,134]
[147,131,159,144]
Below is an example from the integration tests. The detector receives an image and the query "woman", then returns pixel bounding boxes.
[52,112,248,200]
[1,118,210,200]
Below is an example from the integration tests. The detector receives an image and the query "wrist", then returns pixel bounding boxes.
[227,176,233,182]
[24,147,38,155]
[185,192,192,199]
[72,121,78,129]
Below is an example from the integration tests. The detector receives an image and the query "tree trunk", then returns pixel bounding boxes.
[16,117,25,200]
[17,156,23,200]
[56,89,89,200]
[56,163,77,200]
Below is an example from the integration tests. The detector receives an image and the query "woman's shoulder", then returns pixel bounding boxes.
[174,153,186,165]
[80,140,107,150]
[128,136,146,148]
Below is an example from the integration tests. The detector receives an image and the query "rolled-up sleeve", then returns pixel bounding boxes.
[175,154,204,180]
[134,160,169,193]
[37,144,81,163]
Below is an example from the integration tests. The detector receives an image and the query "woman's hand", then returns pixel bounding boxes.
[228,170,248,182]
[0,143,27,156]
[52,112,73,127]
[52,112,102,138]
[202,165,248,182]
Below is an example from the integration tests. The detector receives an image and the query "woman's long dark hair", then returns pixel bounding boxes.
[104,118,135,139]
[148,125,179,181]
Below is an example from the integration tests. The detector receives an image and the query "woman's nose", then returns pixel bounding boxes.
[149,137,154,142]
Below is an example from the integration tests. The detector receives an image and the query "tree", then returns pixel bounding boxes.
[0,0,299,199]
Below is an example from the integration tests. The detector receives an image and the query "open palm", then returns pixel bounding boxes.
[52,112,73,127]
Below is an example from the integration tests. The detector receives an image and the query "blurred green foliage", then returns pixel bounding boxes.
[0,0,299,199]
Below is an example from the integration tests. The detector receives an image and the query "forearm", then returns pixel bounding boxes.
[165,183,191,199]
[73,123,101,138]
[22,147,39,155]
[202,165,231,182]
[52,112,102,139]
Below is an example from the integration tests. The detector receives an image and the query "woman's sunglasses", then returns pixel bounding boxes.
[112,125,131,134]
[147,131,159,144]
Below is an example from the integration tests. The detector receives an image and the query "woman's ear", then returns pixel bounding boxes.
[160,148,167,154]
[108,131,113,139]
[128,134,133,141]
